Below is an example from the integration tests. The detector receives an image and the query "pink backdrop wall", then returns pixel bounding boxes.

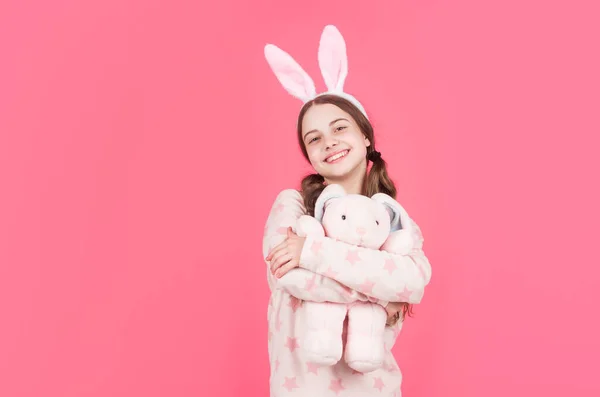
[1,1,599,396]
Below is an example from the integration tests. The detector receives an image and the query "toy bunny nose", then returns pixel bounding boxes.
[356,227,366,236]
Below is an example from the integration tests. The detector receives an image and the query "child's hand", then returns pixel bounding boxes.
[385,302,404,325]
[266,227,306,278]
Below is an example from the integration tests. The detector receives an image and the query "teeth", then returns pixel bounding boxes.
[327,150,348,162]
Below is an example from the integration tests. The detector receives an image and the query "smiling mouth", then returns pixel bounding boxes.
[325,150,350,163]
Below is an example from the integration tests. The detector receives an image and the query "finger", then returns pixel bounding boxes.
[277,258,298,277]
[272,256,291,275]
[270,250,284,272]
[270,252,292,273]
[266,241,287,261]
[275,259,298,278]
[266,242,283,260]
[287,227,299,238]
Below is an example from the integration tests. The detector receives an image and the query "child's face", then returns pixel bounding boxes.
[301,103,371,182]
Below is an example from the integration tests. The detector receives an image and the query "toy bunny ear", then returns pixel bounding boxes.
[371,193,414,234]
[318,25,348,92]
[264,44,317,102]
[314,183,346,222]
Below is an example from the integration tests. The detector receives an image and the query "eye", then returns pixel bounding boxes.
[335,126,347,132]
[308,137,319,144]
[341,215,346,220]
[376,220,379,225]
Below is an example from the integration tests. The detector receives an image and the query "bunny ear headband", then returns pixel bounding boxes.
[264,25,368,119]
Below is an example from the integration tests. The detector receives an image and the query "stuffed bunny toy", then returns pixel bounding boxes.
[295,183,416,373]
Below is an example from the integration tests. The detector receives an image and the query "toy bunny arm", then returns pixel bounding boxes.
[298,217,432,303]
[263,189,387,305]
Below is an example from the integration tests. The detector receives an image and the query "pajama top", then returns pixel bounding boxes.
[262,189,432,397]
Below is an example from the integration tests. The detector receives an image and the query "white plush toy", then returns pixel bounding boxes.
[295,183,416,373]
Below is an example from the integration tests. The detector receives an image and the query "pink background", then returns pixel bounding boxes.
[1,1,599,396]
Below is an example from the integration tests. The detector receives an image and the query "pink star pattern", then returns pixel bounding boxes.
[306,361,320,375]
[346,249,361,265]
[396,286,412,301]
[387,363,398,373]
[285,337,299,352]
[263,192,425,395]
[288,296,302,313]
[383,258,397,275]
[304,274,317,292]
[283,376,299,392]
[359,279,376,294]
[383,360,397,373]
[311,240,323,255]
[373,377,385,391]
[324,267,339,279]
[329,378,345,395]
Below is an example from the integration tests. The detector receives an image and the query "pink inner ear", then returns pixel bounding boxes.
[265,44,315,100]
[326,50,342,88]
[281,67,312,97]
[318,26,347,91]
[286,68,306,85]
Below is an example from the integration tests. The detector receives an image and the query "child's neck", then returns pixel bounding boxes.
[325,169,367,195]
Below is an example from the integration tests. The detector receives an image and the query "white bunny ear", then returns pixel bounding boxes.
[264,44,317,102]
[318,25,349,92]
[314,184,346,222]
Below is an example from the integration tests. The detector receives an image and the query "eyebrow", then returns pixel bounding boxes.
[303,118,349,140]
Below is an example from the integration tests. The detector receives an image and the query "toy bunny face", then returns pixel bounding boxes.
[314,184,413,249]
[314,184,411,250]
[321,193,392,249]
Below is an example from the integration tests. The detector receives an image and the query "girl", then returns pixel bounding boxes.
[262,26,432,396]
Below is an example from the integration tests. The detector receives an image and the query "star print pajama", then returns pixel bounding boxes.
[263,189,432,397]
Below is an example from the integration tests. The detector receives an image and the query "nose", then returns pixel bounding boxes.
[356,227,366,236]
[324,136,339,149]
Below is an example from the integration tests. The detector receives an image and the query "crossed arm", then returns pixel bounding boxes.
[262,189,432,305]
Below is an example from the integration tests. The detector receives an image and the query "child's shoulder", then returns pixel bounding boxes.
[270,188,306,211]
[275,188,302,199]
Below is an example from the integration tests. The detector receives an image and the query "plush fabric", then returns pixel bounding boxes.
[295,184,416,373]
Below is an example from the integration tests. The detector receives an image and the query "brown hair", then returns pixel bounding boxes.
[296,94,413,323]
